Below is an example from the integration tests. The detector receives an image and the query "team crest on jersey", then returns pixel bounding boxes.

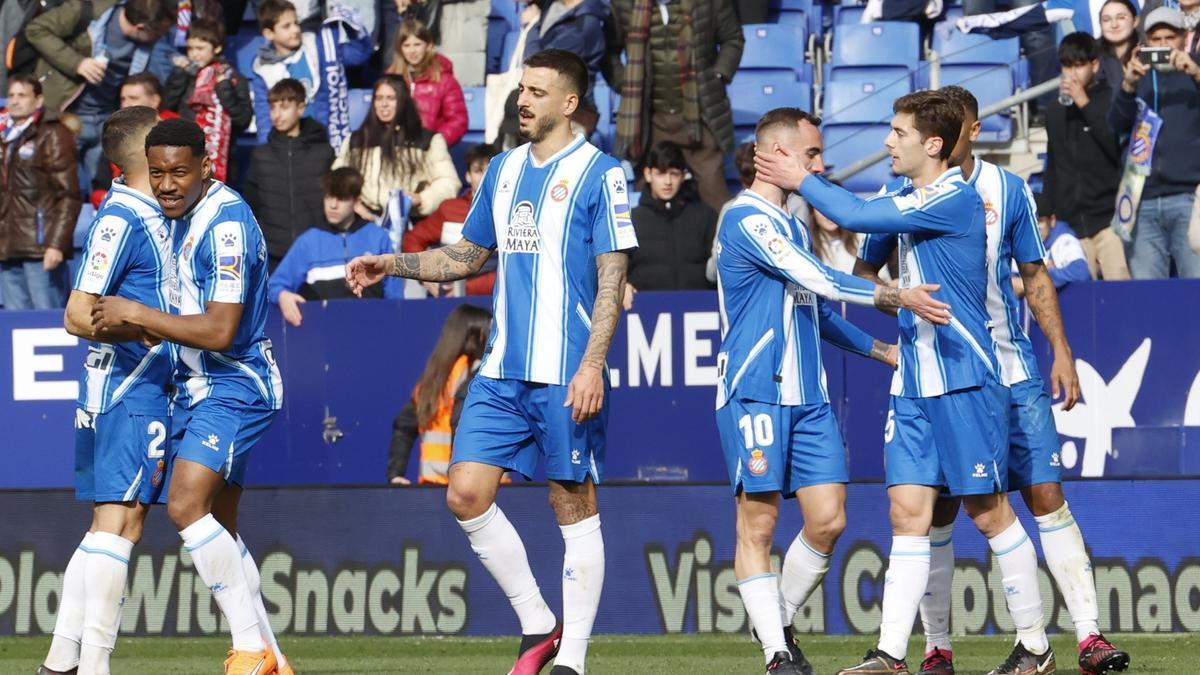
[180,236,195,261]
[550,180,570,202]
[503,201,541,253]
[984,202,999,226]
[747,449,768,475]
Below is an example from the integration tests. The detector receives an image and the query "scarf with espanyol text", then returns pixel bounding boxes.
[615,0,701,160]
[321,4,369,154]
[189,63,233,182]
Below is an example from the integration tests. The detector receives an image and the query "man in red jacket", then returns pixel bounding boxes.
[402,142,499,296]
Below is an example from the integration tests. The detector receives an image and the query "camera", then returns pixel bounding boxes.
[1139,47,1172,67]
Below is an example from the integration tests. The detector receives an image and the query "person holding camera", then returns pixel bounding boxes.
[1108,6,1200,278]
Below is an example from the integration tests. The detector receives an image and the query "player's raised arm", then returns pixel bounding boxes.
[345,238,494,297]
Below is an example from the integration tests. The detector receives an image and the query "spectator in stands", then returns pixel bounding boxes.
[409,0,490,87]
[268,167,401,327]
[626,141,717,297]
[24,0,176,191]
[1014,193,1093,294]
[1098,0,1141,88]
[810,207,859,274]
[386,18,468,148]
[1044,32,1130,279]
[162,18,253,183]
[333,74,461,221]
[610,0,744,211]
[89,73,179,208]
[402,143,499,296]
[522,0,611,98]
[964,0,1057,113]
[1109,6,1200,278]
[1140,0,1200,54]
[0,74,81,310]
[245,78,336,271]
[387,303,492,485]
[249,0,372,144]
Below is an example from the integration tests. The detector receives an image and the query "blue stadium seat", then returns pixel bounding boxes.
[822,77,911,124]
[938,64,1015,142]
[348,89,373,132]
[486,16,511,74]
[833,5,865,24]
[777,10,808,26]
[463,86,486,132]
[831,22,920,71]
[592,82,615,152]
[499,29,522,72]
[728,78,814,141]
[822,123,894,193]
[774,0,822,36]
[932,23,1019,65]
[490,0,520,30]
[741,24,808,79]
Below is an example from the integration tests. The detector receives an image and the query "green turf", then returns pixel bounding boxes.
[1,633,1191,673]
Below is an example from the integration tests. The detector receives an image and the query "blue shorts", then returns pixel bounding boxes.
[1007,377,1063,490]
[170,399,277,486]
[452,376,607,483]
[885,377,1010,496]
[717,399,848,496]
[75,402,170,504]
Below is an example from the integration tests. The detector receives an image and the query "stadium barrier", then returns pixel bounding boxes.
[2,281,1198,488]
[0,481,1196,637]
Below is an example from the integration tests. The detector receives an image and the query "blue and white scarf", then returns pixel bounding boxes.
[321,4,369,154]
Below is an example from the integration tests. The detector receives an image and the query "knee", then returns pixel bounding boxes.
[167,495,206,531]
[737,512,777,552]
[446,485,492,521]
[804,510,846,550]
[120,517,145,544]
[889,501,929,536]
[965,494,1014,537]
[1025,484,1065,517]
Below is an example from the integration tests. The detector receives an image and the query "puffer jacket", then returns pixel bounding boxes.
[627,189,717,290]
[608,0,744,158]
[0,112,82,260]
[407,54,468,148]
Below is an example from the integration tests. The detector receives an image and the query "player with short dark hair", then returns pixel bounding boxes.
[716,106,949,675]
[346,48,634,675]
[39,105,169,675]
[757,90,1052,675]
[91,117,290,675]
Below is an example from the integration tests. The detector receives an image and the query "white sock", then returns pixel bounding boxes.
[738,573,788,664]
[78,532,133,675]
[458,503,556,635]
[989,519,1049,654]
[555,514,605,674]
[779,530,831,627]
[179,515,263,652]
[45,533,92,671]
[877,535,931,662]
[237,535,287,667]
[920,525,955,654]
[1034,501,1100,643]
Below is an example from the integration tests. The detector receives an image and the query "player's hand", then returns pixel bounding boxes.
[898,283,951,325]
[422,281,442,298]
[1050,353,1081,411]
[1011,275,1026,298]
[278,290,306,327]
[1122,48,1150,93]
[754,143,810,192]
[76,57,107,84]
[564,362,604,424]
[622,283,636,311]
[884,343,898,369]
[91,296,143,330]
[345,254,392,297]
[140,331,162,348]
[390,475,412,485]
[42,247,64,271]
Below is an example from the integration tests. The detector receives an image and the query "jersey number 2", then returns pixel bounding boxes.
[738,413,774,449]
[146,421,167,459]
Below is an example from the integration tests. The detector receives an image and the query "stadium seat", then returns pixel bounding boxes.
[463,86,486,133]
[490,0,520,30]
[774,0,822,36]
[348,89,373,132]
[486,16,511,74]
[830,22,920,72]
[821,123,894,194]
[833,5,865,24]
[592,83,615,152]
[932,24,1019,66]
[938,64,1015,142]
[822,77,911,124]
[499,29,522,73]
[728,78,813,142]
[740,24,809,79]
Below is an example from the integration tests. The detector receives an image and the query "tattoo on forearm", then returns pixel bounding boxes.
[874,285,901,310]
[1021,263,1070,350]
[389,240,491,281]
[580,252,628,370]
[869,339,892,363]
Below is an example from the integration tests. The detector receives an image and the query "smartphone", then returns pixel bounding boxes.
[1139,47,1172,66]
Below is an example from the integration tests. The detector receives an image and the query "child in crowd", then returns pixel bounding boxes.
[387,18,468,147]
[268,167,402,327]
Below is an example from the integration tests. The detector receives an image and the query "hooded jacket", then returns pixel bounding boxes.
[627,189,717,290]
[244,117,337,267]
[268,216,402,301]
[0,111,81,260]
[525,0,611,94]
[1108,67,1200,199]
[406,54,468,148]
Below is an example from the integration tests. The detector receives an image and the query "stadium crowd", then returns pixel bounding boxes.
[0,0,1198,311]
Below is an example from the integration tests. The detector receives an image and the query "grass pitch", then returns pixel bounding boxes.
[0,633,1192,673]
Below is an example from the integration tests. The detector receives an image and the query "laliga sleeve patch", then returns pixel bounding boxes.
[78,216,130,294]
[742,214,796,263]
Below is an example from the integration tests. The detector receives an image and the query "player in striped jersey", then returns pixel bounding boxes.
[91,119,289,675]
[347,50,633,675]
[889,86,1125,675]
[39,107,171,675]
[716,108,953,675]
[758,91,1050,675]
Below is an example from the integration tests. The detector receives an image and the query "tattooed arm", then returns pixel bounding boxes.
[1018,261,1080,410]
[564,251,629,423]
[345,238,492,296]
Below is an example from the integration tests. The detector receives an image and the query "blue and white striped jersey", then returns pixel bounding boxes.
[715,190,878,408]
[172,181,283,409]
[862,159,1046,387]
[73,182,176,415]
[801,169,998,399]
[461,135,638,385]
